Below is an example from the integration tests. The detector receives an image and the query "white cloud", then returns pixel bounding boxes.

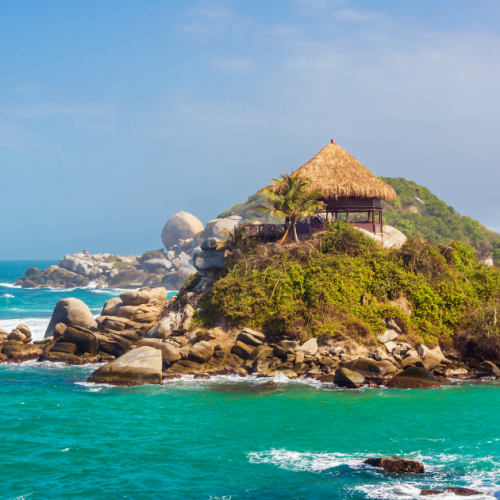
[332,8,386,23]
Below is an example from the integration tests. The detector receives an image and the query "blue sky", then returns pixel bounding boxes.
[1,0,500,259]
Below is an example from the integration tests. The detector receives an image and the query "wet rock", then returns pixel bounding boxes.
[420,487,482,496]
[88,346,162,385]
[45,298,97,338]
[334,367,365,388]
[364,457,425,474]
[46,352,84,365]
[387,366,441,389]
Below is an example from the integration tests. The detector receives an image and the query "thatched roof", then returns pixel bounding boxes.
[276,143,396,201]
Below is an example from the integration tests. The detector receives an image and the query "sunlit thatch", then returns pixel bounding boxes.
[273,143,396,201]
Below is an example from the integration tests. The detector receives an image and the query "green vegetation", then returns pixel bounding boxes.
[186,222,500,347]
[381,177,500,260]
[263,173,324,243]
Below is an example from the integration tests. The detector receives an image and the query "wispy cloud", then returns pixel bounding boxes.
[332,8,387,23]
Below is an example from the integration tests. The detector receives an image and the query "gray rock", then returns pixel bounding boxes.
[378,330,399,343]
[297,338,318,356]
[387,366,440,389]
[189,341,215,363]
[88,346,162,385]
[211,217,242,238]
[45,298,98,338]
[143,259,172,272]
[194,249,225,270]
[201,237,221,251]
[416,344,430,358]
[161,212,204,250]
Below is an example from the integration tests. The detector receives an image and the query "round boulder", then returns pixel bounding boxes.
[161,212,204,250]
[44,298,98,338]
[87,346,162,385]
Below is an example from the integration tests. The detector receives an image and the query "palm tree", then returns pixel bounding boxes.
[264,172,324,244]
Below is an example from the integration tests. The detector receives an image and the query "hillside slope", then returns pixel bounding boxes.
[380,177,500,260]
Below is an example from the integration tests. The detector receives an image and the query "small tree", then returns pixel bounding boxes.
[264,172,324,244]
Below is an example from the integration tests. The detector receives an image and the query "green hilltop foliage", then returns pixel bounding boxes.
[380,177,500,260]
[219,177,500,260]
[187,222,500,347]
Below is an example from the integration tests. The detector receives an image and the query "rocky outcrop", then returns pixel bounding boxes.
[161,212,204,250]
[355,225,407,249]
[88,346,162,385]
[334,367,365,388]
[364,457,425,474]
[44,298,97,338]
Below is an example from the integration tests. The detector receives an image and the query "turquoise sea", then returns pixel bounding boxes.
[1,261,500,500]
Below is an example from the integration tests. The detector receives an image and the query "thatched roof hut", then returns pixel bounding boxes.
[274,142,396,201]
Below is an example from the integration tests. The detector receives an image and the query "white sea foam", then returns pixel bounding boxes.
[0,317,50,341]
[248,449,365,472]
[75,381,115,392]
[0,282,16,288]
[1,293,14,298]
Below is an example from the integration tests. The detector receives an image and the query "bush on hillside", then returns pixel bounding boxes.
[191,222,500,347]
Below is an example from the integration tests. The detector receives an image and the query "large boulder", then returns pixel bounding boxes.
[387,366,440,389]
[342,359,396,382]
[87,346,162,385]
[334,367,365,388]
[44,298,97,338]
[62,326,99,355]
[355,225,407,250]
[136,338,182,363]
[211,216,242,238]
[161,212,204,250]
[193,248,225,271]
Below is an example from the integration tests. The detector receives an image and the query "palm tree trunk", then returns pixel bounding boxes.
[292,221,299,243]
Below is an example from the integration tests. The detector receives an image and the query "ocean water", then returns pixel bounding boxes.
[1,261,500,500]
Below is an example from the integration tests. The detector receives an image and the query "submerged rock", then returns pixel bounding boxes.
[420,487,482,496]
[364,456,425,474]
[87,346,162,385]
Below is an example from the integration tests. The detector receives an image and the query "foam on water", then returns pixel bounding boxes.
[248,449,365,472]
[0,317,50,340]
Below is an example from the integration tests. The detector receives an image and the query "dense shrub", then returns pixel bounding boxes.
[192,222,500,346]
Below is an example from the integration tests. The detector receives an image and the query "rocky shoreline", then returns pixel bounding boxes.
[1,278,499,389]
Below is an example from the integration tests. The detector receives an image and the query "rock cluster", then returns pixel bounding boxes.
[364,457,425,474]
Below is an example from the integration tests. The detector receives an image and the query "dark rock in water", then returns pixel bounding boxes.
[474,360,500,378]
[444,487,482,496]
[342,359,396,382]
[334,367,365,388]
[1,342,44,362]
[364,456,425,474]
[421,487,482,496]
[386,366,441,389]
